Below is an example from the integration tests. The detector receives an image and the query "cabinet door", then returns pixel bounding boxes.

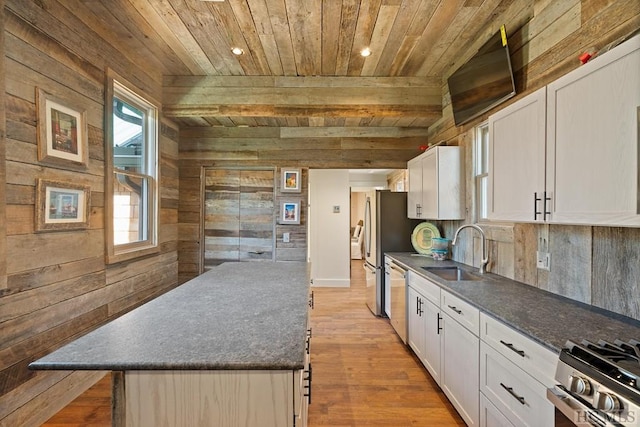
[488,88,546,222]
[407,157,423,219]
[407,287,426,361]
[422,298,442,385]
[547,37,640,226]
[441,313,480,427]
[480,393,514,427]
[421,150,439,219]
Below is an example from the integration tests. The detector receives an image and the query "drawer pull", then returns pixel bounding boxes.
[500,340,526,357]
[304,363,313,404]
[500,382,526,405]
[447,305,462,315]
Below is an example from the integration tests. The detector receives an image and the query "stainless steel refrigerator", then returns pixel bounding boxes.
[363,190,421,316]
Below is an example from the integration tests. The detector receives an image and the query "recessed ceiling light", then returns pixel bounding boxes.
[360,47,372,57]
[231,47,244,56]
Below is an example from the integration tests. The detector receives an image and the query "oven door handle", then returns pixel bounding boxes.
[547,386,618,427]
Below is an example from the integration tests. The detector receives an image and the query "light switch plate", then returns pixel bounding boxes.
[333,205,340,213]
[283,232,290,243]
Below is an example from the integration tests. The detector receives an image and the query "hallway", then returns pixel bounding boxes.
[42,260,464,426]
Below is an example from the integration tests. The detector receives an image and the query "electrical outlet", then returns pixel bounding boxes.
[536,251,551,271]
[283,232,290,243]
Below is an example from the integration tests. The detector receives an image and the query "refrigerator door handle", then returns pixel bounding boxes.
[364,197,372,257]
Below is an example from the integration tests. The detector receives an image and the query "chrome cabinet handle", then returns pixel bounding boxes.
[500,340,526,357]
[501,383,526,405]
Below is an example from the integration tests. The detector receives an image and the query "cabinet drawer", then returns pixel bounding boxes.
[441,290,479,336]
[408,271,440,305]
[480,313,557,388]
[480,342,554,427]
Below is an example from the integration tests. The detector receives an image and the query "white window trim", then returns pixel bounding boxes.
[105,69,160,264]
[474,121,489,224]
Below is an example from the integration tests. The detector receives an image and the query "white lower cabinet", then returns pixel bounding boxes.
[406,271,558,427]
[480,342,554,427]
[441,301,480,427]
[422,297,442,385]
[408,286,426,361]
[480,393,514,427]
[407,271,479,426]
[479,313,556,427]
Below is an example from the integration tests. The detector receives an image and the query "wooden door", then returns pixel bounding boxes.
[203,169,274,269]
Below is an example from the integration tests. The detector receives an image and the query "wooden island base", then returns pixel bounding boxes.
[113,369,307,427]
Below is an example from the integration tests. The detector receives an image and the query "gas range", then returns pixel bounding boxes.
[548,339,639,427]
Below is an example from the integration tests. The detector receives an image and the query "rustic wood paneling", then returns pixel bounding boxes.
[0,0,7,291]
[592,227,640,320]
[0,4,180,425]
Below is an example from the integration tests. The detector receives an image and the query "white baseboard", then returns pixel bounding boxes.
[311,278,350,287]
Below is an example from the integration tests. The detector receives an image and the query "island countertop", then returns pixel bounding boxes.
[385,253,640,353]
[29,262,311,371]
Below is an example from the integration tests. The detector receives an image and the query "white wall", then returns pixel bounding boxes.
[308,170,350,287]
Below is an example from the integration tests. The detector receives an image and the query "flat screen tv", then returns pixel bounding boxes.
[448,25,516,126]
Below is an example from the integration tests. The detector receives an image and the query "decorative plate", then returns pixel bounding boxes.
[411,222,441,255]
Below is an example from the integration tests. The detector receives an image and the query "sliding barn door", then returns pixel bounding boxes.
[203,169,275,269]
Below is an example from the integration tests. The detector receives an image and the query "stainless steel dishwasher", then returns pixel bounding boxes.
[385,257,408,344]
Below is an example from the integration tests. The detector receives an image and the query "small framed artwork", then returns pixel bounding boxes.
[35,179,91,232]
[281,168,301,193]
[36,88,89,168]
[280,200,301,225]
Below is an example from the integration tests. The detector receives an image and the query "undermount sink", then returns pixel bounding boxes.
[422,266,483,281]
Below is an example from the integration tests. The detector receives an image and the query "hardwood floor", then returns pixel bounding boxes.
[42,260,464,426]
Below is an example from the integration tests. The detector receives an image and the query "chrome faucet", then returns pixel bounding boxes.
[452,224,489,274]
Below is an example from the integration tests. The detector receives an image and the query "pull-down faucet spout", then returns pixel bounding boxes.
[452,224,489,274]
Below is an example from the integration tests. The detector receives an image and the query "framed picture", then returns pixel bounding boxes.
[35,179,91,232]
[281,168,301,193]
[280,200,301,225]
[36,88,89,168]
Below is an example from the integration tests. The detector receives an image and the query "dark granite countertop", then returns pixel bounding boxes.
[30,262,311,371]
[385,253,640,353]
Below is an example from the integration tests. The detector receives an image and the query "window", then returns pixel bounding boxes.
[105,71,159,263]
[474,122,489,222]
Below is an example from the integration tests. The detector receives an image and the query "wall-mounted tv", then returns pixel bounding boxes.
[448,25,516,126]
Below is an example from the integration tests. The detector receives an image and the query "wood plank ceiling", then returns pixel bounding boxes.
[68,0,526,130]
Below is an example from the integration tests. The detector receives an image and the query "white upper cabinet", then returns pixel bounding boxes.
[407,146,464,220]
[547,35,640,226]
[488,88,546,222]
[488,34,640,226]
[407,156,424,219]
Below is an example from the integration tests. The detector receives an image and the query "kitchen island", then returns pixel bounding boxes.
[30,262,312,427]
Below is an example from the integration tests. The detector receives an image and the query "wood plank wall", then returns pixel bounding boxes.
[0,0,6,292]
[179,163,308,282]
[0,3,180,425]
[428,0,640,321]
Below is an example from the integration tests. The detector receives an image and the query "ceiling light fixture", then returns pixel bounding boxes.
[231,47,244,56]
[360,47,372,57]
